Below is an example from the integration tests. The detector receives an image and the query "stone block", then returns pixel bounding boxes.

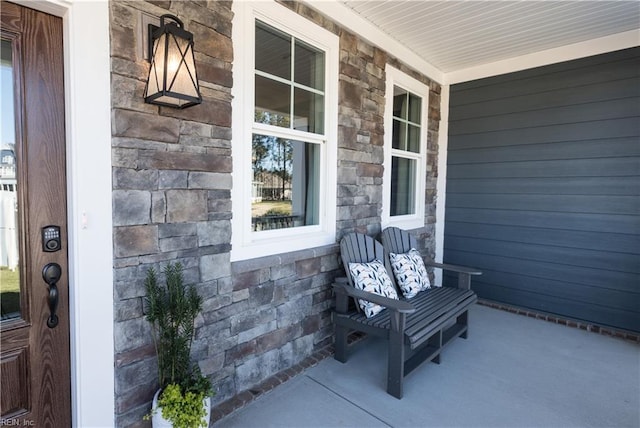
[112,148,138,169]
[202,294,233,313]
[270,263,295,281]
[151,191,166,223]
[199,353,225,376]
[166,190,207,222]
[196,220,231,246]
[114,225,159,258]
[114,357,157,394]
[140,151,231,173]
[190,21,233,62]
[320,254,340,272]
[235,348,280,392]
[295,258,321,279]
[237,320,277,344]
[276,295,313,328]
[110,24,136,60]
[278,335,314,371]
[203,299,247,325]
[159,235,197,252]
[114,317,152,353]
[113,168,158,190]
[160,97,231,128]
[113,190,151,226]
[159,170,188,189]
[231,270,261,291]
[337,166,357,184]
[356,163,383,178]
[230,308,276,336]
[200,252,231,281]
[256,325,300,354]
[114,382,157,415]
[339,80,363,110]
[248,282,275,308]
[189,171,232,189]
[112,109,180,143]
[198,61,233,88]
[225,340,257,365]
[158,223,197,238]
[114,298,143,322]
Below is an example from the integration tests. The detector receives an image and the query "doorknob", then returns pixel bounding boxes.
[42,263,62,328]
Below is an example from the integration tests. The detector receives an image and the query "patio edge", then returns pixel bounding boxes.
[477,299,640,343]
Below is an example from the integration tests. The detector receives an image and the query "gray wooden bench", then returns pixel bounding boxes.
[332,231,481,399]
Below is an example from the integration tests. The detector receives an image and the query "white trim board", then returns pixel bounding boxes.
[12,1,116,426]
[446,30,640,84]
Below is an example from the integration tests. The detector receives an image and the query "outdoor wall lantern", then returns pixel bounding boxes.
[144,14,202,108]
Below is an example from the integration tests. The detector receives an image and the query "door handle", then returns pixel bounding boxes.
[42,263,62,328]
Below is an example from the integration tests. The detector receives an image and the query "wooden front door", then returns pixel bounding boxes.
[0,2,71,425]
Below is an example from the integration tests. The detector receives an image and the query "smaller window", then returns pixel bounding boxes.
[383,67,429,229]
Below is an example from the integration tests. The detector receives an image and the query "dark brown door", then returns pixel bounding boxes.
[0,2,71,426]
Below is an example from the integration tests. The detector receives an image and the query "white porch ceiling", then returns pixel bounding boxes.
[339,1,640,74]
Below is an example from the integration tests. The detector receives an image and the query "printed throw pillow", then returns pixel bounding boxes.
[389,248,431,298]
[348,260,399,318]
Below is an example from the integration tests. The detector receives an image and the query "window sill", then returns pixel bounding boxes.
[231,228,336,262]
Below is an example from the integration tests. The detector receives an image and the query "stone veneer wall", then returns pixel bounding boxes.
[109,1,440,427]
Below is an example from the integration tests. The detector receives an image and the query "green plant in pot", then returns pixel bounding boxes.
[144,262,213,428]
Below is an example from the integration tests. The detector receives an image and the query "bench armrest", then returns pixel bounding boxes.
[332,280,415,314]
[424,261,482,276]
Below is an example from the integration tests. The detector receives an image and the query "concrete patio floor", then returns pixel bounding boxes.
[215,304,640,427]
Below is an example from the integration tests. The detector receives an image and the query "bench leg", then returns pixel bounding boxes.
[334,324,349,363]
[458,311,469,339]
[387,313,406,399]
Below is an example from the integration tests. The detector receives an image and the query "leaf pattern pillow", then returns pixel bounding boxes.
[389,248,431,298]
[348,260,399,318]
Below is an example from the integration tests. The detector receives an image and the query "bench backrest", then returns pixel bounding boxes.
[380,226,418,256]
[340,232,398,290]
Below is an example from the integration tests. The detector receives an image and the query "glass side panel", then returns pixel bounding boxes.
[251,134,320,231]
[1,39,21,321]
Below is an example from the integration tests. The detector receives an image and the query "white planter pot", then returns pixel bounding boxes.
[151,389,211,428]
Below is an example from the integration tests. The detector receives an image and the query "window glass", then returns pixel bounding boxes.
[408,93,421,124]
[392,119,404,150]
[255,21,325,136]
[255,21,290,80]
[407,124,420,153]
[390,157,416,216]
[252,134,320,230]
[1,38,20,321]
[393,88,407,119]
[255,75,290,126]
[293,87,324,133]
[294,39,324,90]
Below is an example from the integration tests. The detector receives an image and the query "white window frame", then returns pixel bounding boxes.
[231,1,338,261]
[382,65,429,230]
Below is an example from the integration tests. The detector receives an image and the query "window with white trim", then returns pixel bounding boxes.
[232,2,338,261]
[382,66,429,229]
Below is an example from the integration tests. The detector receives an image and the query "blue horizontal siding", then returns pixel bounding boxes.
[444,47,640,332]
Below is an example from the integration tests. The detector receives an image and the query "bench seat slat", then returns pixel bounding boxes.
[346,287,475,348]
